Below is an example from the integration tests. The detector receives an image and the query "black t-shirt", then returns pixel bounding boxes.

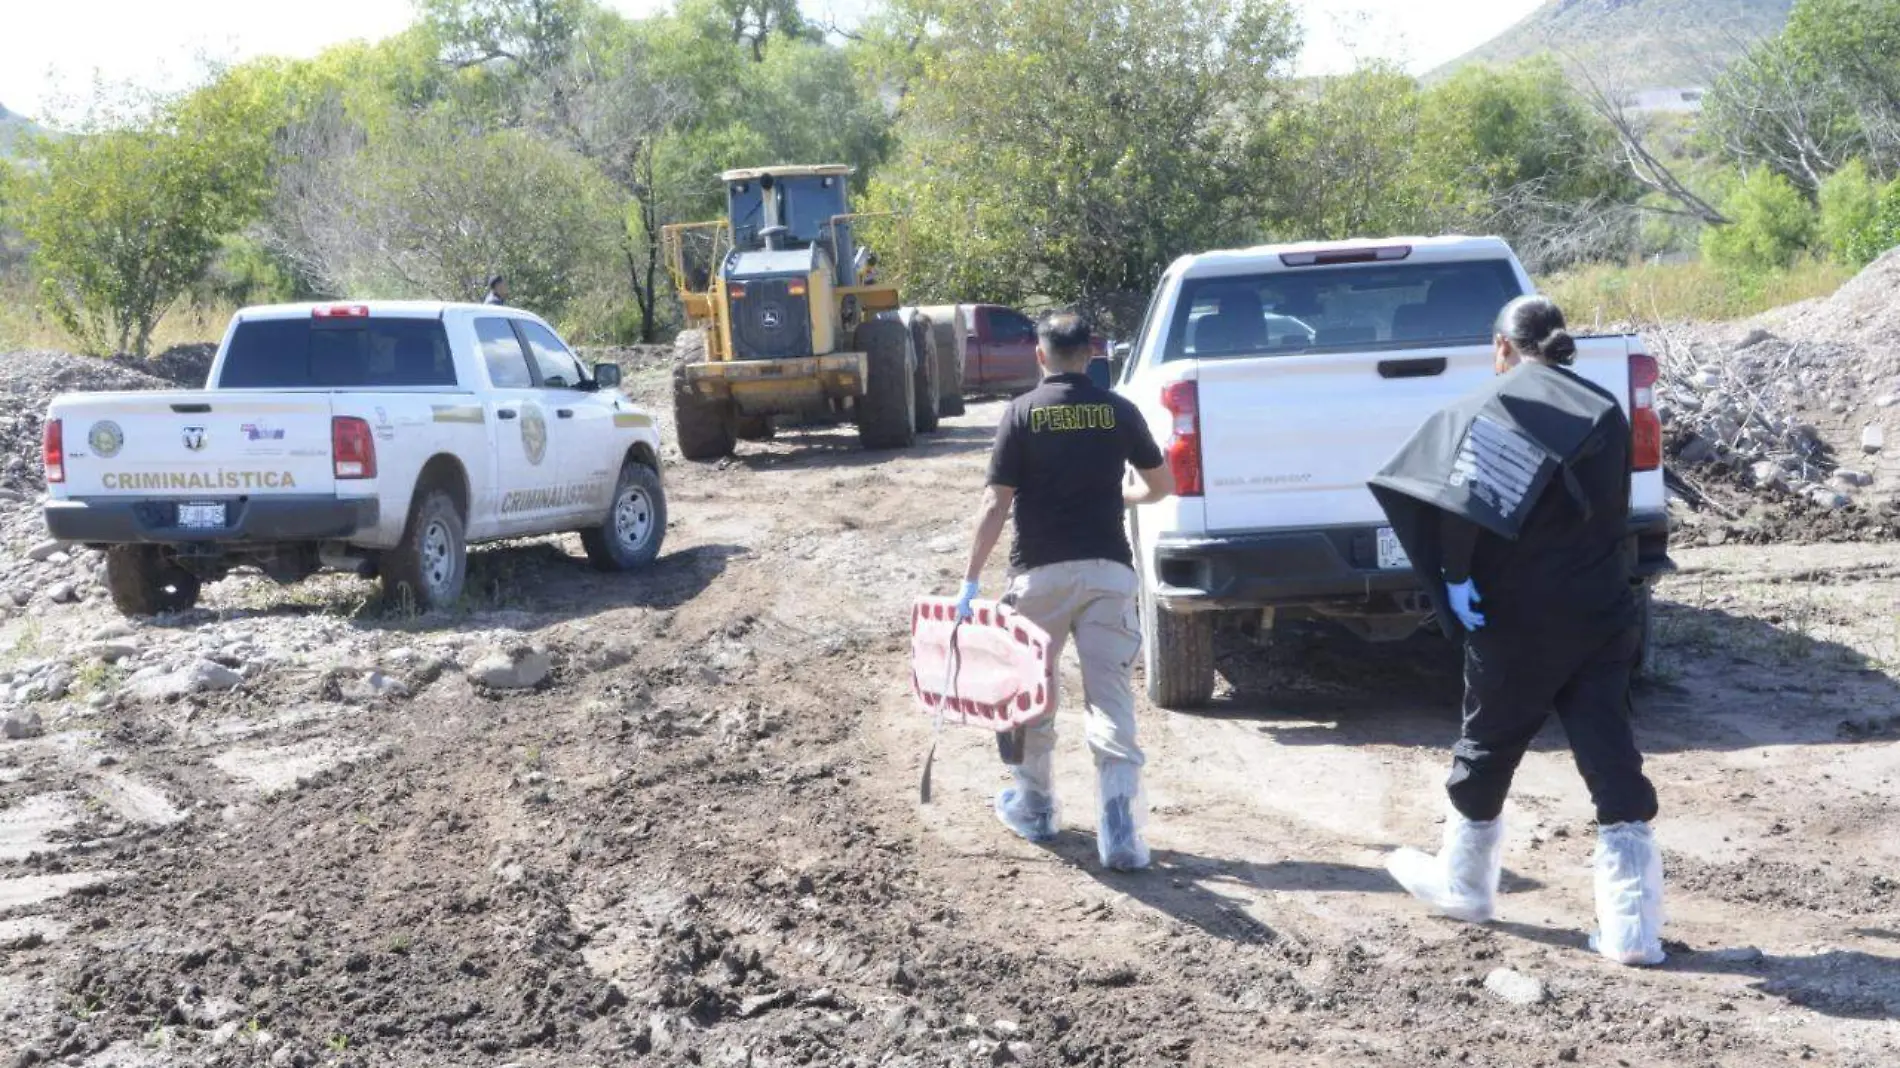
[986,373,1165,572]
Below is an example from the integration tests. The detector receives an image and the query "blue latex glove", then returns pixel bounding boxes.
[1446,579,1486,631]
[954,579,980,622]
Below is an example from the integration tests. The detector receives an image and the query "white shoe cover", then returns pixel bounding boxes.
[994,767,1059,843]
[1386,815,1503,923]
[1590,821,1666,966]
[1096,761,1150,871]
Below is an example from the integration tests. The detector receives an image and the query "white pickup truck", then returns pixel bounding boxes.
[42,301,667,616]
[1117,236,1671,708]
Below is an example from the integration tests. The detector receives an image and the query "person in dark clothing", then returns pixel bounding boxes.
[956,312,1174,870]
[1368,295,1665,966]
[484,275,509,306]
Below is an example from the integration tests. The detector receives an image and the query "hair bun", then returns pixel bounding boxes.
[1538,329,1577,365]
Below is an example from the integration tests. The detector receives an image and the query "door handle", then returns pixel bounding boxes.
[557,409,574,419]
[498,409,518,420]
[1377,357,1447,379]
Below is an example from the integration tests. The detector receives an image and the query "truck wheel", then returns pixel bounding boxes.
[928,320,965,417]
[672,329,736,461]
[105,546,201,616]
[735,414,776,441]
[382,487,467,613]
[581,461,667,572]
[855,319,917,450]
[910,316,941,434]
[1141,577,1215,709]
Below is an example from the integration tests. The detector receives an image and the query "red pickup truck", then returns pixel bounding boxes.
[911,304,1110,400]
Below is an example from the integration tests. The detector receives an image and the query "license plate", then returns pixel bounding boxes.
[177,503,226,529]
[1376,527,1411,570]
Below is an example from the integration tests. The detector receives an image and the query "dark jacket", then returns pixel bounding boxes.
[1369,362,1634,639]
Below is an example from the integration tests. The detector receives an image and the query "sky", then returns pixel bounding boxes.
[0,0,1548,125]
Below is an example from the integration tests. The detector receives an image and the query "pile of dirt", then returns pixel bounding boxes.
[1652,250,1900,545]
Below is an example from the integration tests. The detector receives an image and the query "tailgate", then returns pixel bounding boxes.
[1197,337,1634,533]
[53,392,338,497]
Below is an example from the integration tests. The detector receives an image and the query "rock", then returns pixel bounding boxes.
[86,641,138,664]
[1834,469,1874,489]
[210,1022,242,1048]
[739,992,791,1019]
[1735,328,1774,350]
[44,583,76,604]
[1749,461,1786,490]
[1676,434,1715,466]
[38,667,72,702]
[345,671,411,702]
[26,540,62,563]
[3,710,44,740]
[1811,488,1852,510]
[92,622,134,641]
[471,647,551,690]
[1701,945,1765,965]
[1879,394,1898,409]
[1864,425,1886,455]
[129,659,244,701]
[1483,967,1546,1006]
[1692,370,1721,389]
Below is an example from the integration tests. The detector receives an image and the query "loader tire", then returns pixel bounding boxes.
[928,319,965,417]
[855,319,916,450]
[671,329,735,461]
[910,316,941,434]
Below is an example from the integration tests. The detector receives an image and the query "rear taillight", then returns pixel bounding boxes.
[332,417,377,479]
[1629,353,1661,472]
[43,419,65,484]
[1161,381,1203,497]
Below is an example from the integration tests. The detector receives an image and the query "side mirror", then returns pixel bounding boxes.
[593,363,623,390]
[1110,341,1132,380]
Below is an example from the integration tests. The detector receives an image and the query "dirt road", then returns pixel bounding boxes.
[2,387,1897,1067]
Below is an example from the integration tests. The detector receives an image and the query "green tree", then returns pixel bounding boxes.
[868,0,1300,320]
[1846,175,1900,265]
[1273,65,1432,242]
[1818,158,1882,265]
[1702,169,1819,275]
[9,86,274,355]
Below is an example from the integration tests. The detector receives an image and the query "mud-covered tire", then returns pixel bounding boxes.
[672,330,736,461]
[855,319,916,450]
[928,319,965,417]
[1140,575,1215,709]
[735,414,775,442]
[105,546,201,616]
[581,461,667,572]
[910,316,941,434]
[381,487,467,613]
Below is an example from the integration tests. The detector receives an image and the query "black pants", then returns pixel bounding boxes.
[1446,623,1659,826]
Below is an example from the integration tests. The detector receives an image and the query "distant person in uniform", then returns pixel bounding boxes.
[955,312,1175,871]
[484,275,509,306]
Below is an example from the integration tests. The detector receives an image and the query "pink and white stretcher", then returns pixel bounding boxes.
[910,596,1055,802]
[910,597,1055,730]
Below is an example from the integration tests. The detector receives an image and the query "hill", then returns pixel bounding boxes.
[1438,0,1796,90]
[1,101,46,157]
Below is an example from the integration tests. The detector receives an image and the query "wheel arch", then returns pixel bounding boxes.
[416,453,471,519]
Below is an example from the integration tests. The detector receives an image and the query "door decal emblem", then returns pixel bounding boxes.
[88,421,124,458]
[520,403,548,466]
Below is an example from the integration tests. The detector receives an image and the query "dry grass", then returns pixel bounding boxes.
[1542,257,1853,328]
[0,281,234,355]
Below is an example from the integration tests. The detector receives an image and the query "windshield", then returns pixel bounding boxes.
[219,317,458,389]
[1162,259,1525,361]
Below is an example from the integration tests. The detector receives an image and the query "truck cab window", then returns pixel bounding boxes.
[517,320,587,389]
[476,318,534,389]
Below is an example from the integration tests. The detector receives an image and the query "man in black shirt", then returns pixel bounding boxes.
[957,312,1173,870]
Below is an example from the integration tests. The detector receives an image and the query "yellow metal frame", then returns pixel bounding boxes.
[663,219,736,361]
[826,211,910,315]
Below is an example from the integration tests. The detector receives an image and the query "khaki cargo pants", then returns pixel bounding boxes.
[1004,559,1145,796]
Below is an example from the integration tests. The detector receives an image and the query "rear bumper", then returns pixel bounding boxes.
[1150,510,1674,614]
[44,496,380,546]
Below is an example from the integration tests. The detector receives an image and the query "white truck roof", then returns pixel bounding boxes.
[1174,236,1518,279]
[234,301,541,320]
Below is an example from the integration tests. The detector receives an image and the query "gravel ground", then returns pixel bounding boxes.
[0,333,1894,1066]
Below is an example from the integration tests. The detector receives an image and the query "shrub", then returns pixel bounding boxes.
[1701,169,1818,276]
[1818,159,1882,267]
